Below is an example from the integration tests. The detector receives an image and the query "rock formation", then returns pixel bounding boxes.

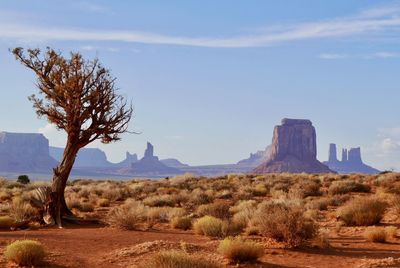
[252,119,333,174]
[50,147,114,168]
[120,142,182,175]
[161,158,189,168]
[324,144,380,174]
[236,146,271,168]
[114,152,138,168]
[0,132,58,172]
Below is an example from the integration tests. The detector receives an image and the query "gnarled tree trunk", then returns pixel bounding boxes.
[50,140,79,227]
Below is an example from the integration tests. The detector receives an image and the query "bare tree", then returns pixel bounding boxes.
[12,47,133,227]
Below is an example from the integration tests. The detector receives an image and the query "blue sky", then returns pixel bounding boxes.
[0,0,400,170]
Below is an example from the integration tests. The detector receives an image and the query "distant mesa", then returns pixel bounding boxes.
[323,143,380,174]
[50,147,138,168]
[236,145,271,169]
[119,142,183,176]
[253,118,334,174]
[0,132,58,172]
[160,158,189,169]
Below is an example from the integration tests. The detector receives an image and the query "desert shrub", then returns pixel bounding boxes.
[338,197,388,226]
[329,181,370,195]
[139,250,221,268]
[9,197,37,224]
[364,227,387,243]
[218,237,264,263]
[79,202,94,212]
[385,226,397,239]
[0,190,11,201]
[306,198,330,211]
[196,201,231,219]
[0,216,15,229]
[66,195,82,210]
[107,200,147,230]
[97,198,110,207]
[190,190,214,205]
[146,207,186,223]
[251,202,318,247]
[143,194,175,207]
[4,240,45,266]
[193,216,224,237]
[170,216,192,230]
[17,175,30,185]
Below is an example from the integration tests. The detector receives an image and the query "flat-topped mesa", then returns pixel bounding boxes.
[281,118,312,126]
[253,118,333,174]
[268,118,317,162]
[0,131,58,172]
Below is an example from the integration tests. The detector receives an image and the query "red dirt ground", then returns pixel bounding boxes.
[1,223,399,268]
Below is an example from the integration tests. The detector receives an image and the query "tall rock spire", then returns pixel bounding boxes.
[328,143,338,162]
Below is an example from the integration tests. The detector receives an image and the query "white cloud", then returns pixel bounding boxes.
[2,4,400,47]
[38,123,66,147]
[319,51,400,60]
[381,138,400,152]
[319,53,348,59]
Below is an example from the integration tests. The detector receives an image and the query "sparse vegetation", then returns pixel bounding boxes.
[170,216,192,230]
[4,240,45,266]
[139,250,222,268]
[218,236,264,263]
[338,196,388,226]
[252,202,318,247]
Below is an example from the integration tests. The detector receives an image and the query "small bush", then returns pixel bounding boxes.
[4,240,45,266]
[97,198,110,207]
[170,216,192,230]
[197,201,231,219]
[252,202,318,247]
[329,181,370,195]
[364,227,387,243]
[338,197,388,226]
[79,202,94,212]
[218,237,264,263]
[17,175,30,185]
[193,216,224,237]
[0,216,15,229]
[139,250,221,268]
[107,200,146,230]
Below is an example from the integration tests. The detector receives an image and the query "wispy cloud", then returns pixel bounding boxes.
[2,4,400,48]
[72,1,111,14]
[319,51,400,60]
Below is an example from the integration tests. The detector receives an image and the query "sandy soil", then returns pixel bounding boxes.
[0,222,399,268]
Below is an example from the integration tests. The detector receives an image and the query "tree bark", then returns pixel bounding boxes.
[50,141,79,227]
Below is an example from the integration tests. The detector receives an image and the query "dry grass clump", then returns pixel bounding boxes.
[364,227,388,243]
[251,202,318,247]
[193,215,243,237]
[107,200,147,230]
[0,216,15,229]
[9,197,38,224]
[196,201,231,219]
[193,216,225,237]
[143,194,175,207]
[4,240,45,266]
[329,180,371,195]
[218,236,264,263]
[338,197,388,226]
[139,250,222,268]
[170,216,192,230]
[97,198,110,207]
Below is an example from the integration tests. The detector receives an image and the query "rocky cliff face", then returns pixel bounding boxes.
[324,144,379,174]
[0,132,58,172]
[253,119,333,174]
